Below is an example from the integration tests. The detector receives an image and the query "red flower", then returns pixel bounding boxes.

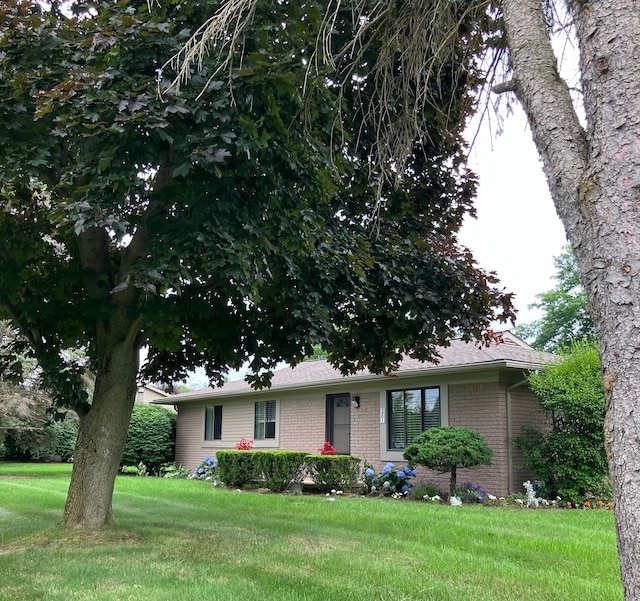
[318,441,336,455]
[235,437,254,450]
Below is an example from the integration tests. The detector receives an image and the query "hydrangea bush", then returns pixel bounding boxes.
[363,463,416,497]
[190,455,219,485]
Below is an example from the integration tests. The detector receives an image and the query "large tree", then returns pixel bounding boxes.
[0,0,512,529]
[500,2,640,596]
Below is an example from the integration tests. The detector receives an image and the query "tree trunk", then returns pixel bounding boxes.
[63,314,140,530]
[501,0,640,597]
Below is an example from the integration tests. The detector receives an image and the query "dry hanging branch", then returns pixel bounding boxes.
[159,0,492,189]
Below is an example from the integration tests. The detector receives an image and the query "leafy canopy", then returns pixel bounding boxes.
[0,0,513,409]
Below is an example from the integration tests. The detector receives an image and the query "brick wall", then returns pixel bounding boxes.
[279,395,326,453]
[448,382,508,494]
[510,385,550,493]
[350,391,381,467]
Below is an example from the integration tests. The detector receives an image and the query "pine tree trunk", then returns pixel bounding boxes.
[63,315,140,530]
[501,0,640,597]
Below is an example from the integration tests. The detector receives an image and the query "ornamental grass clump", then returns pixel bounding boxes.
[403,427,493,497]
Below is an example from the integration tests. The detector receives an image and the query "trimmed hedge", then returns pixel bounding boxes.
[254,451,308,492]
[216,450,261,488]
[306,454,361,492]
[216,450,361,492]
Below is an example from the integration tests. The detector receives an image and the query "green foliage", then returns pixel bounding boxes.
[362,463,416,496]
[161,463,192,479]
[0,0,514,524]
[253,451,308,493]
[49,416,79,461]
[412,482,443,501]
[403,427,493,496]
[216,450,260,489]
[515,246,595,352]
[517,340,608,502]
[120,404,176,475]
[2,425,56,461]
[306,454,361,492]
[0,0,514,407]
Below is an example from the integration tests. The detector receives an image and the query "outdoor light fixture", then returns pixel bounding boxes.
[350,396,360,409]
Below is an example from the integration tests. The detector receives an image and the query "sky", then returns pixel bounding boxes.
[460,106,568,327]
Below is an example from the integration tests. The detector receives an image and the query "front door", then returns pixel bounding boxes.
[327,393,351,455]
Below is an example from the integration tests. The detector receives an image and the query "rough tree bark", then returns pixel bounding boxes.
[63,305,141,529]
[61,209,148,528]
[501,0,640,596]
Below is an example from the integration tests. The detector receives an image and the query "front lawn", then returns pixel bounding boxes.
[0,463,623,600]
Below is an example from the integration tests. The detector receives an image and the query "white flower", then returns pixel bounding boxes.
[516,498,524,504]
[488,494,497,501]
[449,496,462,506]
[431,495,441,501]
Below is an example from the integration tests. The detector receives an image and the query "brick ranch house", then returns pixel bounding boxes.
[163,332,554,496]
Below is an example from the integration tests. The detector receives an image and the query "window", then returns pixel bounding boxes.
[254,400,276,440]
[204,405,222,441]
[388,387,440,450]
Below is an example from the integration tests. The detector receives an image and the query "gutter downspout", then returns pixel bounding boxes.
[506,378,528,494]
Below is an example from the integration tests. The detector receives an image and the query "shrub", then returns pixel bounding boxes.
[412,482,442,501]
[454,482,489,503]
[306,454,361,492]
[217,450,260,488]
[403,427,493,496]
[120,403,176,475]
[50,415,79,460]
[189,455,219,483]
[253,451,307,492]
[516,340,608,503]
[362,463,416,496]
[161,463,192,479]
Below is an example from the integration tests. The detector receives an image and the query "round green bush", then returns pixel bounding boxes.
[120,403,176,474]
[403,426,493,496]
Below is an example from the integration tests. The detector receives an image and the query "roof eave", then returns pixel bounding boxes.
[168,359,542,404]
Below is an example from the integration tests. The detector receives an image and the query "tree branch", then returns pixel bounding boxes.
[501,0,588,237]
[492,79,517,94]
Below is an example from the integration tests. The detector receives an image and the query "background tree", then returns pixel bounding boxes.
[0,0,513,530]
[515,246,595,351]
[403,426,493,496]
[516,340,608,502]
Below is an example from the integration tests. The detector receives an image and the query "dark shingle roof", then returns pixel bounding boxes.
[168,332,554,403]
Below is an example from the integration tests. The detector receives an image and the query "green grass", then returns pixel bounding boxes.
[0,462,623,600]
